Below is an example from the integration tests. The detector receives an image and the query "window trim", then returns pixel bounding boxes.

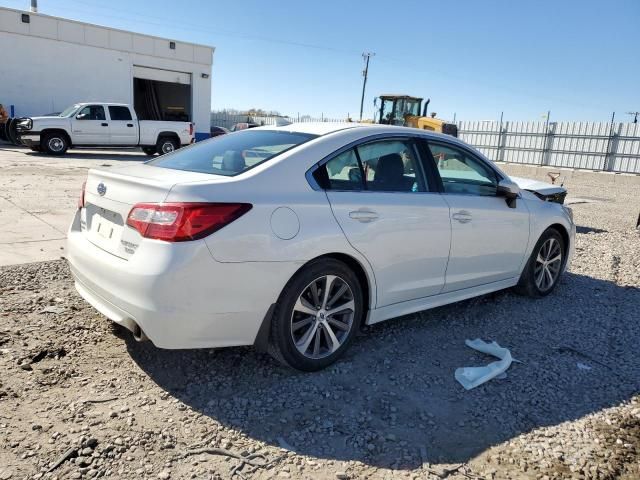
[107,105,133,122]
[76,105,106,121]
[306,133,434,194]
[421,138,506,196]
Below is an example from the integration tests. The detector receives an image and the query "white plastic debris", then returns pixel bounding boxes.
[455,339,516,390]
[577,362,592,370]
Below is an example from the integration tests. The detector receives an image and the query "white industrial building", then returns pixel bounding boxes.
[0,6,214,140]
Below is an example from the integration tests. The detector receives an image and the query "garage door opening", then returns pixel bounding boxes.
[133,66,192,122]
[134,78,191,122]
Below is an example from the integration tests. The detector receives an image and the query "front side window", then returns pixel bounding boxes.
[149,130,316,176]
[59,104,81,117]
[427,142,498,196]
[313,139,426,193]
[108,106,133,121]
[76,105,106,121]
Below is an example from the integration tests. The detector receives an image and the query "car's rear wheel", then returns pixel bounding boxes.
[156,137,178,155]
[42,132,69,155]
[515,228,565,297]
[142,147,157,156]
[268,259,363,371]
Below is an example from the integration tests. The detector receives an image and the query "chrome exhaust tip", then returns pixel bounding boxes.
[132,324,148,342]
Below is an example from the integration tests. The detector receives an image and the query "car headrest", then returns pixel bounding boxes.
[222,150,246,172]
[374,153,404,182]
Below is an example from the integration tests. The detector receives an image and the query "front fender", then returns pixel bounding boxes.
[521,193,575,271]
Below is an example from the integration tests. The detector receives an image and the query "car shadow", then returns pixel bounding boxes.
[24,149,146,162]
[576,225,608,234]
[124,273,640,468]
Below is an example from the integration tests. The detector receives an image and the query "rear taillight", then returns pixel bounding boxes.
[189,123,194,136]
[126,202,252,242]
[78,181,86,209]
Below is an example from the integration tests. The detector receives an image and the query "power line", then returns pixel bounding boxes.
[359,52,374,121]
[626,111,639,124]
[46,0,364,57]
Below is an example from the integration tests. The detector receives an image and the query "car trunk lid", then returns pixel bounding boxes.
[81,164,216,259]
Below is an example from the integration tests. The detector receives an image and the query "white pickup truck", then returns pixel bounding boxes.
[16,102,194,156]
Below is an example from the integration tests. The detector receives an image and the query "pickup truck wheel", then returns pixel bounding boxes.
[43,133,68,155]
[157,137,178,155]
[142,147,157,156]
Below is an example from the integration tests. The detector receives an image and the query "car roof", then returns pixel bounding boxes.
[258,122,367,136]
[75,102,130,107]
[260,122,463,144]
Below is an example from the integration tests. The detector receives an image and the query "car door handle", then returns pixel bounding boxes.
[349,209,379,222]
[452,210,472,224]
[101,123,108,127]
[127,123,134,127]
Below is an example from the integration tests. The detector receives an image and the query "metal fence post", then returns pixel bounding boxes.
[604,123,622,171]
[542,122,556,166]
[497,121,508,162]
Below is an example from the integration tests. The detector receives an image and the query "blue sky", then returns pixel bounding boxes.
[3,0,639,121]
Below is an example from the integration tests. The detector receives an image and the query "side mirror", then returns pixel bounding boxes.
[76,113,86,120]
[497,178,520,208]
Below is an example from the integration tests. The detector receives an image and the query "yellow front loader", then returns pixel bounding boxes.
[375,95,458,136]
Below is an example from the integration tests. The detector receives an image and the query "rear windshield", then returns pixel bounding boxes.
[148,130,317,176]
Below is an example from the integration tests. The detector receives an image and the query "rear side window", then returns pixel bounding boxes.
[313,139,427,192]
[108,106,133,121]
[321,149,363,190]
[149,130,317,176]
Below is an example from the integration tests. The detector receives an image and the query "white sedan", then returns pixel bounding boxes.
[67,123,575,371]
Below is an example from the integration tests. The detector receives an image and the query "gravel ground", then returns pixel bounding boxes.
[0,172,639,480]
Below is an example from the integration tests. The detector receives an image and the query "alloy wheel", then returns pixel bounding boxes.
[161,141,175,154]
[534,237,562,291]
[290,275,355,359]
[48,137,65,152]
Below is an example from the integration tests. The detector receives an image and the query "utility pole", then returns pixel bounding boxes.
[359,52,374,121]
[626,111,639,124]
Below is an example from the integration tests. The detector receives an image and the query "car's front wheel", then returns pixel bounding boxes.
[42,132,69,155]
[269,259,363,371]
[516,228,566,297]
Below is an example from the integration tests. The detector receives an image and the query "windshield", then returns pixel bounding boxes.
[148,129,317,176]
[59,104,81,117]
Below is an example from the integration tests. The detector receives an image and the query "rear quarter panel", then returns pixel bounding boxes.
[139,121,192,146]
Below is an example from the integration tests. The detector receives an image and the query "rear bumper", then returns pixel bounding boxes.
[67,210,300,349]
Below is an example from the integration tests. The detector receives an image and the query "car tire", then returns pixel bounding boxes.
[142,147,157,156]
[42,132,69,155]
[156,137,178,155]
[515,228,566,298]
[268,258,364,371]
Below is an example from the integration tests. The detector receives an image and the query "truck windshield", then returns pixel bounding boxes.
[148,130,317,176]
[59,104,81,117]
